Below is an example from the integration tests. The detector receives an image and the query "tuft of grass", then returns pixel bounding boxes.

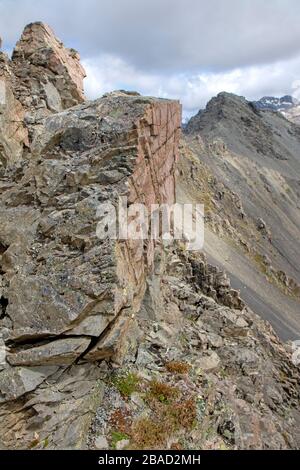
[167,398,197,430]
[110,431,130,449]
[131,418,167,449]
[165,361,191,374]
[111,372,140,397]
[130,397,197,449]
[148,380,180,403]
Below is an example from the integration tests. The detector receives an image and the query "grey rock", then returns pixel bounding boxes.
[195,352,221,372]
[257,218,266,230]
[116,439,130,450]
[0,365,59,402]
[7,338,91,366]
[0,23,181,448]
[94,435,109,450]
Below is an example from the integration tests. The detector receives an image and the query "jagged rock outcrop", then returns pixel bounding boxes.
[0,22,181,448]
[88,245,300,450]
[1,21,85,169]
[12,22,85,106]
[0,89,181,447]
[6,22,86,145]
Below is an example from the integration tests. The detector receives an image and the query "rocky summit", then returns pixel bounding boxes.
[0,23,300,450]
[251,95,300,126]
[184,92,300,342]
[252,95,298,113]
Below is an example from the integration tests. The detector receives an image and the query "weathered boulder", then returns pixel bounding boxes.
[0,365,59,403]
[1,91,180,346]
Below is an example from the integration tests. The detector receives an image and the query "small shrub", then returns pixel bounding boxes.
[165,397,197,430]
[109,408,132,434]
[131,418,167,449]
[165,361,191,374]
[148,380,180,403]
[131,396,197,449]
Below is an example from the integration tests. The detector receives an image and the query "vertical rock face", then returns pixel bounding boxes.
[0,53,29,168]
[0,90,180,350]
[0,22,181,448]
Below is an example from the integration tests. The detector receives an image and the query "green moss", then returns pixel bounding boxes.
[42,437,49,449]
[110,431,130,449]
[111,372,140,397]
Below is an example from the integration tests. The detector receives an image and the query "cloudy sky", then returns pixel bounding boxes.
[1,0,300,118]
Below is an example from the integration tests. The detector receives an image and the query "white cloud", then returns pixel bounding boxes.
[2,0,300,71]
[83,52,300,118]
[2,0,300,117]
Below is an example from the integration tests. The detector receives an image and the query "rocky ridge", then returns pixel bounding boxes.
[184,92,300,311]
[251,95,300,126]
[252,95,298,113]
[0,24,300,450]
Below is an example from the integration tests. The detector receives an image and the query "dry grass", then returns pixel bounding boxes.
[109,373,198,449]
[168,398,197,430]
[129,378,198,449]
[130,397,197,449]
[131,418,167,449]
[148,380,180,403]
[165,361,191,374]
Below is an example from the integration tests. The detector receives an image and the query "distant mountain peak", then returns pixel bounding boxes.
[251,95,299,112]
